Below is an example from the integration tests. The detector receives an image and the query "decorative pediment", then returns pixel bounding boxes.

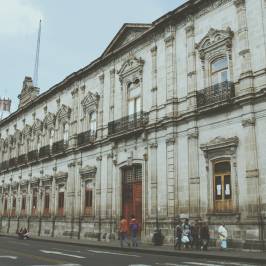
[195,27,234,60]
[18,76,40,108]
[81,91,99,114]
[117,55,144,81]
[79,165,97,179]
[22,124,32,137]
[32,119,43,133]
[102,23,151,57]
[54,171,68,183]
[43,112,56,129]
[200,136,239,160]
[56,104,71,123]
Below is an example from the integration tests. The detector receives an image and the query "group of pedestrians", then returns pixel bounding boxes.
[175,219,228,251]
[119,215,140,248]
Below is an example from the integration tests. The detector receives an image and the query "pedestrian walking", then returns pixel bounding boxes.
[174,222,182,250]
[217,223,228,250]
[191,220,200,250]
[200,221,210,251]
[119,216,130,247]
[181,218,191,249]
[129,215,139,247]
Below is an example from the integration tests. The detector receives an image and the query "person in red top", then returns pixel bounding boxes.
[119,216,130,247]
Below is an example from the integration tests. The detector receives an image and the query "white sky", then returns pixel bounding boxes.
[0,0,186,112]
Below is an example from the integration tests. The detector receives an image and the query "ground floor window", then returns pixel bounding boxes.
[21,193,26,216]
[58,185,65,216]
[84,181,93,216]
[32,189,38,216]
[213,161,232,212]
[11,195,16,216]
[44,187,50,216]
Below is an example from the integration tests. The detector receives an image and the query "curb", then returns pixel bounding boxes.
[1,234,266,264]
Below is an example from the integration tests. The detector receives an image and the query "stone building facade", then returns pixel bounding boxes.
[0,0,266,248]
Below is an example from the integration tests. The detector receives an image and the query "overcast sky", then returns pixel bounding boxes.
[0,0,186,112]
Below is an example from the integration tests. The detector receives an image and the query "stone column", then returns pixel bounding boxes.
[186,16,197,111]
[149,142,158,217]
[109,68,115,122]
[187,127,200,218]
[234,0,253,94]
[98,74,104,139]
[164,25,177,116]
[166,137,176,217]
[67,161,76,218]
[242,116,260,217]
[51,167,56,216]
[27,181,31,216]
[95,156,102,217]
[106,153,113,218]
[70,88,79,148]
[75,161,82,218]
[150,44,158,121]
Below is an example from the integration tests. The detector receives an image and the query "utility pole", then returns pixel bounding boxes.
[33,20,42,87]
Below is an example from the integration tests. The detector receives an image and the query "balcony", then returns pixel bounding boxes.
[28,150,38,162]
[0,161,9,171]
[197,81,235,108]
[39,145,51,159]
[17,154,27,166]
[77,130,96,147]
[52,140,67,155]
[9,158,17,168]
[108,111,148,139]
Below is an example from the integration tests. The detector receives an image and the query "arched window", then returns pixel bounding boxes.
[89,111,96,133]
[63,123,69,145]
[211,57,228,85]
[213,161,232,212]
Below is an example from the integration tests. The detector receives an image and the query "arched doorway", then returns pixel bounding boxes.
[122,164,142,225]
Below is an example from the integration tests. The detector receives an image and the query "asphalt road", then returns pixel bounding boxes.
[0,236,263,266]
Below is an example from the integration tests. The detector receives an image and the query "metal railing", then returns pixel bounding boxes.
[17,154,27,166]
[28,150,38,162]
[39,145,51,159]
[197,81,235,108]
[108,111,148,136]
[9,158,17,168]
[52,140,67,155]
[0,161,9,171]
[77,130,96,147]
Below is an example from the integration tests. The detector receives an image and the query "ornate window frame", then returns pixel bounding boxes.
[195,27,234,89]
[200,136,239,214]
[54,171,68,217]
[117,55,144,115]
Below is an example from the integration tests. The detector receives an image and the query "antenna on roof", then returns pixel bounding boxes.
[33,19,42,87]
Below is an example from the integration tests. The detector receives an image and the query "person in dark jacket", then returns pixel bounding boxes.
[129,215,139,247]
[191,220,200,250]
[200,221,210,251]
[174,222,182,250]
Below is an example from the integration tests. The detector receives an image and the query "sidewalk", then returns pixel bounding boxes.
[1,233,266,264]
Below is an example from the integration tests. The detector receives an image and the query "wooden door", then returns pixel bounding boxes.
[122,165,142,227]
[213,161,232,212]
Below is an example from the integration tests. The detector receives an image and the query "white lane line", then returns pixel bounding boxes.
[0,256,17,259]
[40,250,86,259]
[155,263,180,266]
[52,248,81,253]
[88,249,140,257]
[31,264,81,266]
[184,262,223,266]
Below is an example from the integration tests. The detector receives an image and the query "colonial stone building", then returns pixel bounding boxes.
[1,0,266,248]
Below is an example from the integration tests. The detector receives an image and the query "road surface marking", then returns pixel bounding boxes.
[88,249,140,257]
[40,250,86,259]
[0,256,17,259]
[52,248,81,253]
[31,264,81,266]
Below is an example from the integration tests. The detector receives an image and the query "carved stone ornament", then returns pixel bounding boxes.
[56,104,71,123]
[43,112,56,129]
[54,171,68,183]
[22,124,32,137]
[30,177,40,186]
[195,27,234,61]
[79,165,97,179]
[117,55,144,81]
[32,118,43,134]
[81,91,99,114]
[241,117,256,127]
[200,136,239,161]
[14,129,22,143]
[18,76,40,108]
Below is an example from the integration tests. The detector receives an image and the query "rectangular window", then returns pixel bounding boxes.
[224,175,231,199]
[215,175,222,200]
[58,192,64,209]
[85,190,92,208]
[21,196,26,210]
[44,193,50,209]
